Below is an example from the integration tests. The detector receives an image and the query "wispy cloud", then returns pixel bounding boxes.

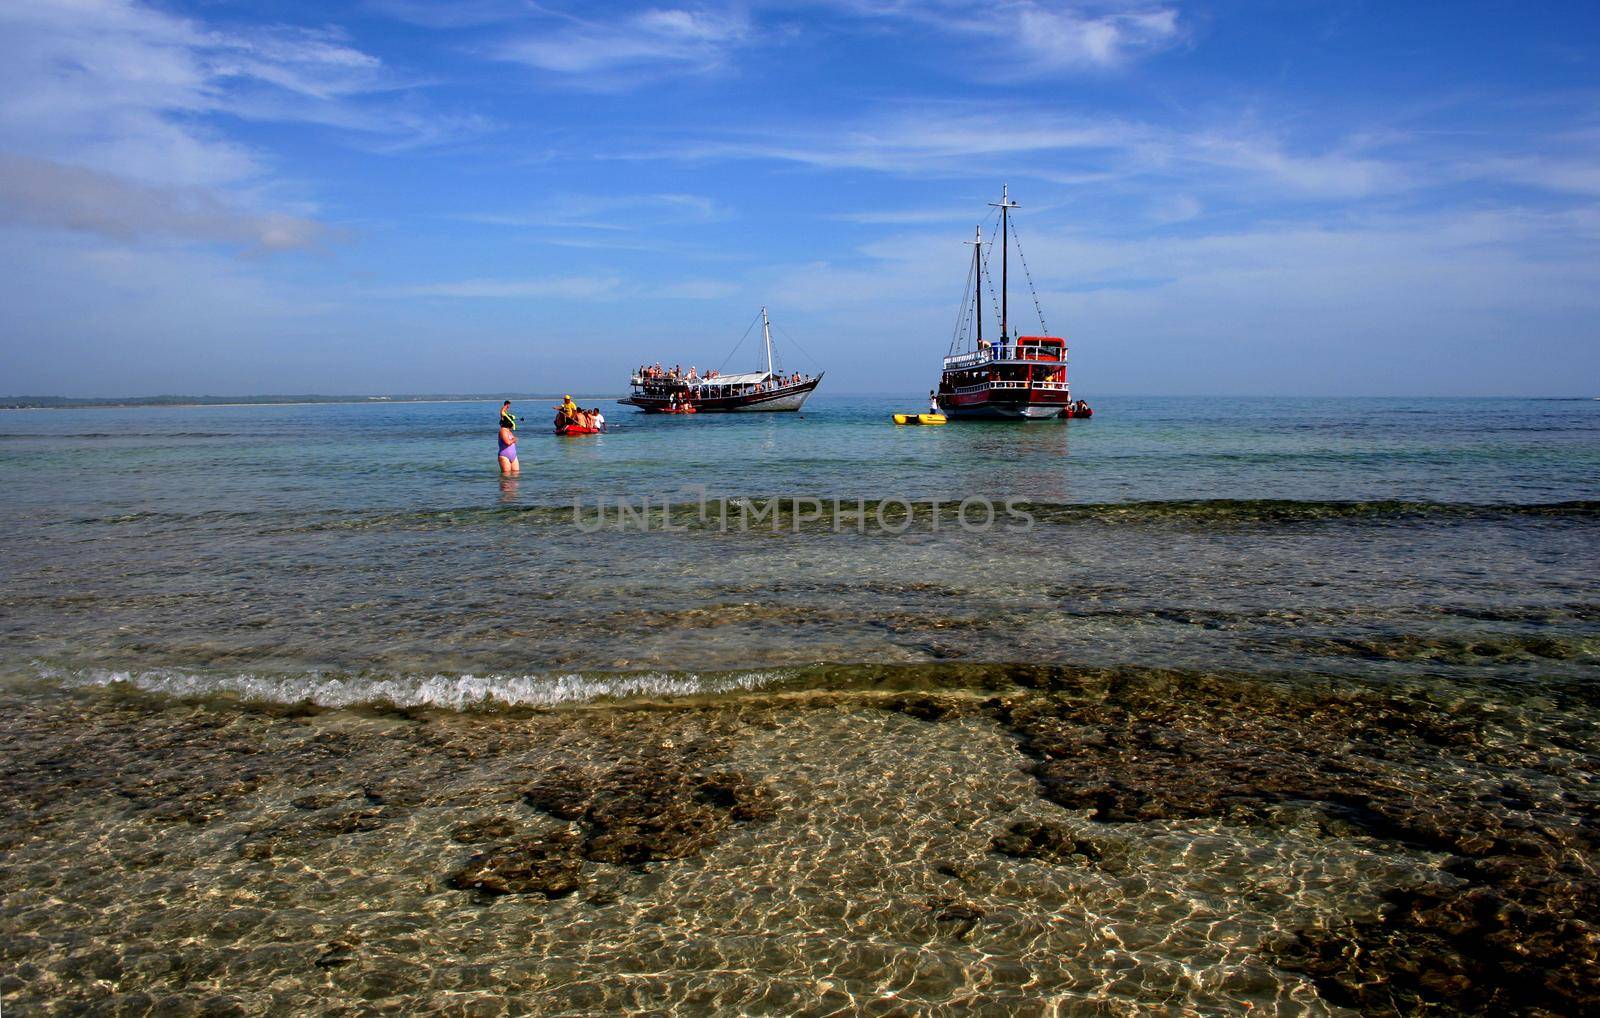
[779,205,1600,315]
[1008,4,1181,72]
[495,6,751,87]
[650,278,740,299]
[461,192,727,230]
[822,1,1182,76]
[1471,154,1600,196]
[831,206,991,225]
[395,276,621,298]
[368,0,539,30]
[656,105,1413,200]
[393,273,743,300]
[664,110,1141,174]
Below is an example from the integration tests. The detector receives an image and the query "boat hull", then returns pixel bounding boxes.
[622,375,822,413]
[938,389,1073,420]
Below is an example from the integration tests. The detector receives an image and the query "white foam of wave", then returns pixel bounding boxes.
[52,667,789,709]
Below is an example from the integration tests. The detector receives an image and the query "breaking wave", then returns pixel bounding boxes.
[43,666,793,710]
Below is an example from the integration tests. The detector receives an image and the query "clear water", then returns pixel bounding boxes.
[1,396,1596,1014]
[1,395,1595,696]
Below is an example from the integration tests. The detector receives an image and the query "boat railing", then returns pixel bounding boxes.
[944,346,1066,370]
[943,351,989,370]
[1013,344,1064,361]
[634,372,812,390]
[950,379,1070,395]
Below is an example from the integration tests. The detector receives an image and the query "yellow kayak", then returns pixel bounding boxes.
[893,413,947,425]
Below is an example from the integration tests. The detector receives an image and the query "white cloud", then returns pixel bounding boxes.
[496,6,751,86]
[0,0,470,252]
[0,0,408,185]
[1008,4,1181,72]
[823,1,1182,76]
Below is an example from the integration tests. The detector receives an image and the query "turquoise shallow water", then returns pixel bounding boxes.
[0,394,1596,701]
[2,395,1598,1015]
[3,394,1597,513]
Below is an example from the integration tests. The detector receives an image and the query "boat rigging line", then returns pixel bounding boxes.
[715,308,766,376]
[1009,213,1049,335]
[948,248,978,356]
[772,320,824,373]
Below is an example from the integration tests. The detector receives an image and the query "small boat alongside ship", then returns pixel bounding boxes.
[622,308,822,414]
[934,187,1090,421]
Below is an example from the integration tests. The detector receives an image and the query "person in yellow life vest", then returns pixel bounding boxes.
[554,394,578,428]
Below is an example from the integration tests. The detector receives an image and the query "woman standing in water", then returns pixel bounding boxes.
[498,401,519,475]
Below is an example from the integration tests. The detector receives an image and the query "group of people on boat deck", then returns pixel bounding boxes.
[638,363,722,382]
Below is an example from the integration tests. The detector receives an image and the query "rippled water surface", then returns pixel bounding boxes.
[1,396,1596,1014]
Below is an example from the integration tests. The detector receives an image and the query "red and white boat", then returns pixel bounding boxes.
[935,187,1089,421]
[622,308,822,414]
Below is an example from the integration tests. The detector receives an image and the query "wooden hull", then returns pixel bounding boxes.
[623,374,822,413]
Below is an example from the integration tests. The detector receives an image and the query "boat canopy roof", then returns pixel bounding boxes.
[695,370,769,386]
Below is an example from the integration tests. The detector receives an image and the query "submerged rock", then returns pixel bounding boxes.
[314,936,360,969]
[881,694,961,722]
[451,817,518,843]
[1273,869,1600,1015]
[987,671,1600,1015]
[290,793,347,810]
[990,820,1101,865]
[523,756,774,865]
[449,831,584,898]
[925,896,984,941]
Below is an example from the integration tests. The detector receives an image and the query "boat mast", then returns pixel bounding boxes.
[989,184,1019,343]
[761,306,774,378]
[965,225,982,349]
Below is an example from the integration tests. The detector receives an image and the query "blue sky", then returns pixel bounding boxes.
[1,0,1597,396]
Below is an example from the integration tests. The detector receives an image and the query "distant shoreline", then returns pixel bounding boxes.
[0,395,627,410]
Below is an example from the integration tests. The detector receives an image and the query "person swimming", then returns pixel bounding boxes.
[498,402,519,475]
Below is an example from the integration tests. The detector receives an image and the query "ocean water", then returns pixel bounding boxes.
[1,395,1597,1014]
